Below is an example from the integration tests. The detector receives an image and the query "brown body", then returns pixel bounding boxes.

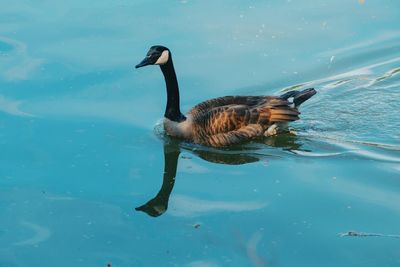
[164,95,301,147]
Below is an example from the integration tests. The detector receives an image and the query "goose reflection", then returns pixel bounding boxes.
[135,134,303,217]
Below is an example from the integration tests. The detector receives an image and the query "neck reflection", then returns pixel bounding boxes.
[135,142,180,217]
[135,134,303,217]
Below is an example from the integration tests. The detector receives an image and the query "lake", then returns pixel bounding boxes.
[0,1,399,266]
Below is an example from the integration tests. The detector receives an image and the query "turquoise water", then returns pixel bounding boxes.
[1,1,400,266]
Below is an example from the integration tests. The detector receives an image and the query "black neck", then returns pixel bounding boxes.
[160,55,186,122]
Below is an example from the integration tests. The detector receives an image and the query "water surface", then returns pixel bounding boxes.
[1,1,400,266]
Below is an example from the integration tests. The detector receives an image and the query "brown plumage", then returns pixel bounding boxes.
[136,45,316,147]
[187,96,302,146]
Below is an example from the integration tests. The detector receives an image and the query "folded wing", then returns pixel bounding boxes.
[189,96,300,146]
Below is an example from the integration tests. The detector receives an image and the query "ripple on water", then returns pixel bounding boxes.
[292,57,400,149]
[0,40,13,53]
[0,36,44,81]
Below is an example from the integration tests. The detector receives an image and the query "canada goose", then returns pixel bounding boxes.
[136,45,316,147]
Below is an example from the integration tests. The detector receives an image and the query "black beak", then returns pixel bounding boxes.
[135,57,152,68]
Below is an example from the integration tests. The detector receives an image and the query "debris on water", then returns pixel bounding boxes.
[358,0,365,5]
[193,223,201,229]
[339,231,400,239]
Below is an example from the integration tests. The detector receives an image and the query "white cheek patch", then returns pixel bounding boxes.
[155,50,169,65]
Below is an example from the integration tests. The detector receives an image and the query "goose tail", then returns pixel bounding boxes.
[268,107,300,122]
[280,88,316,107]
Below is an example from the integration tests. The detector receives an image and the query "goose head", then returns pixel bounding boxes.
[135,45,170,68]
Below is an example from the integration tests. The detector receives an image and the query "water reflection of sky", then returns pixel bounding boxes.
[1,1,400,267]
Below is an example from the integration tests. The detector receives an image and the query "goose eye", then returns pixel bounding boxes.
[147,54,159,59]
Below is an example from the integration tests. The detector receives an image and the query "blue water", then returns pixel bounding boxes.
[1,1,400,266]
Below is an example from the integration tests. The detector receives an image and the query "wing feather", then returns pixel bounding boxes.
[205,124,264,147]
[189,95,301,146]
